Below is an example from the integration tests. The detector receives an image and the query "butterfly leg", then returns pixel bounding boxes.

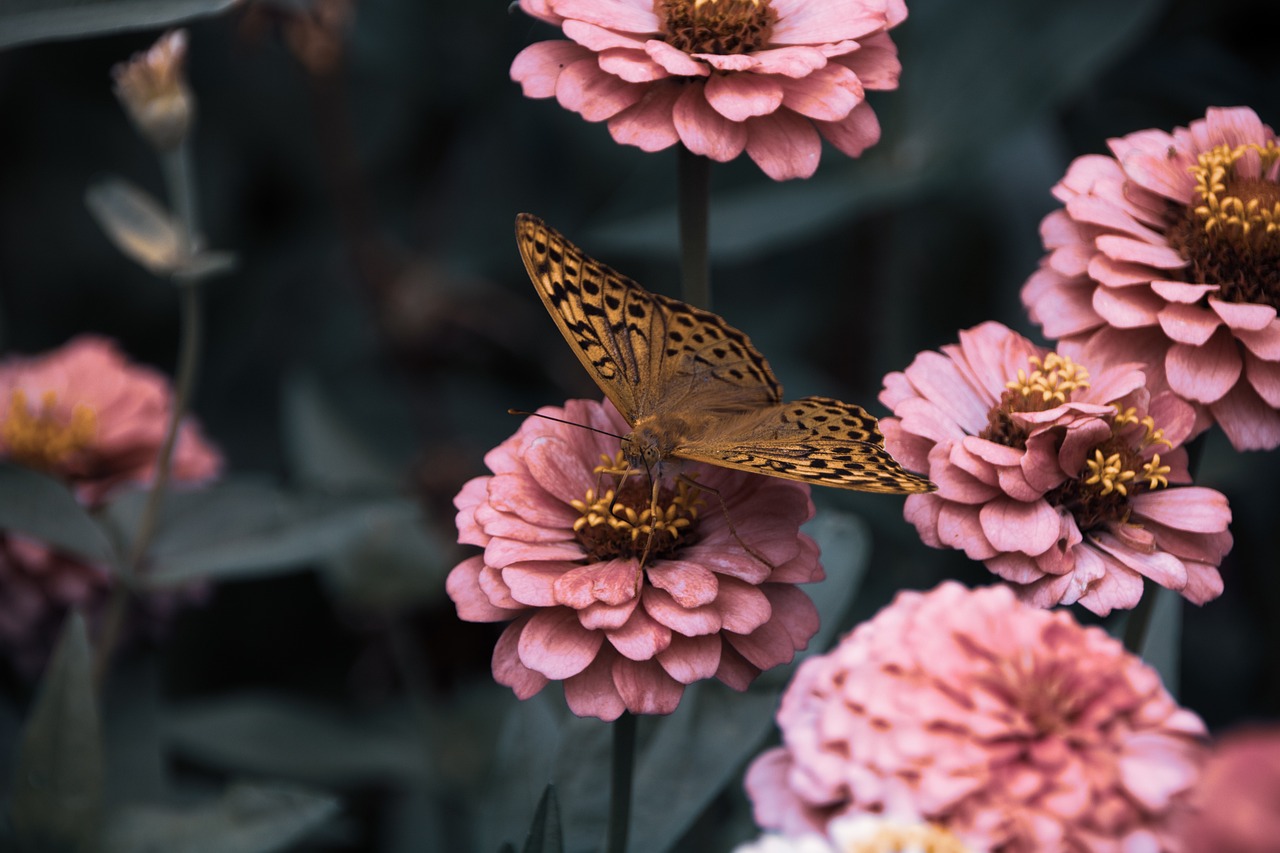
[675,474,777,571]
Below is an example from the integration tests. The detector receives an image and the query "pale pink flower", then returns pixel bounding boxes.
[1176,726,1280,852]
[878,322,1231,616]
[510,0,906,180]
[1021,106,1280,450]
[0,335,221,506]
[446,398,823,720]
[745,581,1207,852]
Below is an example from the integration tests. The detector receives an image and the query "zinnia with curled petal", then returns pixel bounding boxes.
[878,322,1231,615]
[446,398,823,720]
[1022,106,1280,450]
[510,0,906,180]
[745,582,1207,852]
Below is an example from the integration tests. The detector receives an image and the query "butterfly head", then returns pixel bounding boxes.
[620,419,682,483]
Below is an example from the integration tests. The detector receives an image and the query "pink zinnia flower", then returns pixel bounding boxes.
[0,335,221,506]
[1021,106,1280,450]
[446,398,823,720]
[745,582,1207,852]
[1176,726,1280,852]
[510,0,906,180]
[878,322,1231,616]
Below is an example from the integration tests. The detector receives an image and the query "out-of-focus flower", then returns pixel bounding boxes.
[446,398,823,720]
[1176,726,1280,852]
[1022,106,1280,450]
[745,582,1207,852]
[0,335,221,506]
[878,322,1231,616]
[510,0,906,180]
[112,29,195,151]
[734,813,974,853]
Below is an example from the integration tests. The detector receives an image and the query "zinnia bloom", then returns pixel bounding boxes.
[446,398,823,720]
[1022,106,1280,450]
[878,322,1231,616]
[744,582,1207,852]
[0,335,221,506]
[1176,726,1280,852]
[510,0,906,180]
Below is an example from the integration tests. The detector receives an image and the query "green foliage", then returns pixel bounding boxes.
[0,0,237,50]
[0,464,117,567]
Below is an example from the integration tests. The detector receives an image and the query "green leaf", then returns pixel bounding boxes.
[0,463,118,566]
[102,479,427,586]
[321,507,453,612]
[520,785,563,853]
[9,612,105,853]
[0,0,238,51]
[103,782,339,853]
[281,373,400,492]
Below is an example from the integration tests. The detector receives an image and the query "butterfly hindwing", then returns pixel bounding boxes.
[516,214,782,422]
[675,396,935,494]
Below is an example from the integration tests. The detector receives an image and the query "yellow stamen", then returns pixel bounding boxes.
[1140,453,1172,489]
[1005,353,1091,404]
[1083,449,1136,497]
[1191,142,1280,245]
[1,389,97,471]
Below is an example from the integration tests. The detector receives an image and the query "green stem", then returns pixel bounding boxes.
[94,141,205,692]
[677,147,711,310]
[605,711,637,853]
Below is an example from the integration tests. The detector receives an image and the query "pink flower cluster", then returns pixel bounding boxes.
[745,582,1207,852]
[0,336,221,669]
[446,399,824,720]
[879,322,1231,615]
[1023,106,1280,450]
[511,0,906,180]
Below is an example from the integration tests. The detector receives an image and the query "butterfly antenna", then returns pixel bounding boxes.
[507,409,626,441]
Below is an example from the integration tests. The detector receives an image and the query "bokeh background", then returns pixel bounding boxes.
[1,0,1278,849]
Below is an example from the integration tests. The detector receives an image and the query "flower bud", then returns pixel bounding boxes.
[112,30,195,151]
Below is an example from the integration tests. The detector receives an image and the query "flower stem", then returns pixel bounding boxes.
[678,146,711,310]
[93,141,205,693]
[605,711,637,853]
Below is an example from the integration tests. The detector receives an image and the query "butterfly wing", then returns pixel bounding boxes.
[674,396,935,494]
[516,214,782,424]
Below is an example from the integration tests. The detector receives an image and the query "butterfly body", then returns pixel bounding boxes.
[516,213,935,496]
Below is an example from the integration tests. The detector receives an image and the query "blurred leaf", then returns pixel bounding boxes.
[282,373,400,492]
[86,178,184,275]
[591,0,1165,259]
[164,692,424,786]
[797,511,870,654]
[102,479,426,586]
[10,612,104,853]
[322,509,452,611]
[521,785,562,853]
[0,0,238,50]
[103,782,338,853]
[0,463,118,566]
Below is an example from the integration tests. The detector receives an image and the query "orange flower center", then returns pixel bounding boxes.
[657,0,776,56]
[1167,141,1280,308]
[837,820,973,853]
[570,451,703,562]
[1,389,97,471]
[982,354,1172,530]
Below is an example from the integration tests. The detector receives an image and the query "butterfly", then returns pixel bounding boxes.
[515,213,935,498]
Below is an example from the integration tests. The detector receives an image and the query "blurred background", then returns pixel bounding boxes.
[1,0,1278,849]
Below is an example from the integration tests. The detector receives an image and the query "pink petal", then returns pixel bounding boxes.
[564,651,626,720]
[1023,272,1101,338]
[1094,234,1187,269]
[1075,556,1143,616]
[547,0,660,33]
[493,618,550,699]
[673,84,748,161]
[598,47,670,82]
[724,614,799,669]
[607,604,672,660]
[831,31,901,90]
[1157,303,1222,346]
[1246,351,1280,407]
[1210,383,1280,451]
[1090,533,1187,592]
[485,537,582,570]
[714,577,773,635]
[657,633,722,683]
[704,72,784,121]
[763,584,820,650]
[815,100,880,158]
[608,83,682,151]
[1165,329,1243,404]
[555,58,646,120]
[1151,280,1218,304]
[447,556,520,621]
[744,110,822,180]
[1236,321,1280,360]
[518,606,604,678]
[901,350,993,434]
[985,551,1046,584]
[1131,487,1231,534]
[646,559,719,607]
[778,64,862,121]
[745,45,828,78]
[1065,198,1165,243]
[979,498,1061,556]
[1087,256,1160,288]
[937,503,998,560]
[645,39,708,76]
[642,587,722,636]
[1093,285,1163,328]
[770,0,891,43]
[578,597,641,630]
[561,19,646,51]
[510,41,592,98]
[714,643,760,691]
[1181,561,1225,604]
[1210,298,1277,330]
[903,493,944,548]
[553,558,641,608]
[613,657,684,715]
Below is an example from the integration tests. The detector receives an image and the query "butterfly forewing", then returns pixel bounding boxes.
[675,397,935,494]
[516,214,782,423]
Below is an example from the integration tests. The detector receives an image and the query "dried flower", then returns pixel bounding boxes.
[446,399,823,720]
[112,29,195,150]
[745,582,1207,852]
[511,0,906,180]
[878,322,1231,615]
[1022,106,1280,450]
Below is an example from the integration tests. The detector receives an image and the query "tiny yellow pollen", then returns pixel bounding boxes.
[1,389,97,471]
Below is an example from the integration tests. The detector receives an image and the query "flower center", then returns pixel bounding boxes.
[1166,141,1280,308]
[570,452,703,562]
[1,389,97,471]
[980,353,1091,447]
[657,0,776,56]
[839,821,973,853]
